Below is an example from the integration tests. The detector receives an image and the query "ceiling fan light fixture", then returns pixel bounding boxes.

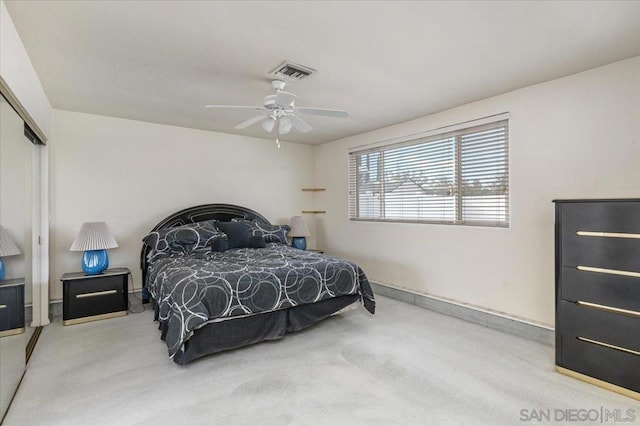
[279,116,292,134]
[262,117,275,133]
[205,79,349,136]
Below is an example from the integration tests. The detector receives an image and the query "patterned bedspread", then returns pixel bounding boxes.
[146,244,375,358]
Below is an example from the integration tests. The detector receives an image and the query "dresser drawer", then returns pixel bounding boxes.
[559,201,640,270]
[560,235,640,271]
[66,275,124,297]
[559,201,640,235]
[62,270,129,324]
[559,267,640,312]
[0,284,25,332]
[559,335,640,393]
[65,286,126,320]
[558,300,640,353]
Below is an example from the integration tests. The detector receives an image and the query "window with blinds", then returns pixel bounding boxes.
[348,119,509,227]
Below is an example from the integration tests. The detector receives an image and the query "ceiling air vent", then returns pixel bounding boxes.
[270,61,316,81]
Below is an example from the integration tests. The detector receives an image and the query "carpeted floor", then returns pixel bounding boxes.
[4,296,638,425]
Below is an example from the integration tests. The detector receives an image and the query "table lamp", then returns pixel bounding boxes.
[0,225,21,280]
[289,216,310,250]
[70,222,118,275]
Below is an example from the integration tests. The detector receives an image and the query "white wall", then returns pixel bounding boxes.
[314,56,640,326]
[0,0,51,139]
[49,110,315,301]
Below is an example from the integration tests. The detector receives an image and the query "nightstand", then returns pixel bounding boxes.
[0,278,25,337]
[62,267,129,325]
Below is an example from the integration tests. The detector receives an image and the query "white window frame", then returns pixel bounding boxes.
[348,114,509,227]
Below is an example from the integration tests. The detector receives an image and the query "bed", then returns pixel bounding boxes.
[140,204,375,364]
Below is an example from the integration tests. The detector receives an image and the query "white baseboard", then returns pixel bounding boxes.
[370,282,554,346]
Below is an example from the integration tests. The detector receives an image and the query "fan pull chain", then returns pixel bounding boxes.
[275,138,280,149]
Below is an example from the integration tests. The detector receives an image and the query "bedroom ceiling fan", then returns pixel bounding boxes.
[205,80,349,147]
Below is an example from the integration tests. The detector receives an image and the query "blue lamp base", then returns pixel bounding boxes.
[291,237,307,250]
[0,258,5,280]
[82,249,109,275]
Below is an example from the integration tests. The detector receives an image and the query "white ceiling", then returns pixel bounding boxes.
[5,1,640,145]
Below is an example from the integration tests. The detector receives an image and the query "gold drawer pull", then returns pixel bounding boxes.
[76,289,117,299]
[0,304,6,309]
[577,301,640,318]
[578,337,640,357]
[577,231,640,239]
[577,265,640,278]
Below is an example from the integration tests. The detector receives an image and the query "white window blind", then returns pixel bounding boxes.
[349,119,509,227]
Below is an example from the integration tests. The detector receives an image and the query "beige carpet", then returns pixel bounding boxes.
[5,296,638,425]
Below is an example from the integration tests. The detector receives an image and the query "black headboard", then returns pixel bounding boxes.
[148,203,271,231]
[140,203,272,302]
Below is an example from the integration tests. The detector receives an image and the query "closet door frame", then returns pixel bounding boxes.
[0,78,49,326]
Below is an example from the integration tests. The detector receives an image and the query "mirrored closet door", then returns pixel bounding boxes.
[0,93,41,419]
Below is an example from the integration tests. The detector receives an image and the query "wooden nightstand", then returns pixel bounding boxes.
[62,267,129,325]
[0,278,25,337]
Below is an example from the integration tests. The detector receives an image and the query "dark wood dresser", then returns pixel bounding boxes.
[554,199,640,400]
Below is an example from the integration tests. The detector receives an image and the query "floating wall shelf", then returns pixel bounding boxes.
[302,188,326,214]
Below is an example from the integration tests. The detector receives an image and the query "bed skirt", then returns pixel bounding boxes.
[156,294,360,365]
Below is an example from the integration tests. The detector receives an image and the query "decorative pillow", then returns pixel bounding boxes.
[261,224,290,244]
[249,235,266,248]
[143,220,226,257]
[215,221,251,249]
[211,237,230,252]
[232,219,291,244]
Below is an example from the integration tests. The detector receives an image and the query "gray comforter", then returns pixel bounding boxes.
[146,244,375,358]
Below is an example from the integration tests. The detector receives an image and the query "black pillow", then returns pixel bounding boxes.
[231,218,290,244]
[211,238,230,252]
[249,235,266,248]
[215,221,251,249]
[143,219,226,257]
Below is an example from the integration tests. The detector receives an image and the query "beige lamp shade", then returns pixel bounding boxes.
[70,222,119,251]
[289,216,310,237]
[0,225,21,257]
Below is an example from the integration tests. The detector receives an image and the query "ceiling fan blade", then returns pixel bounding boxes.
[234,115,268,130]
[295,107,349,118]
[288,114,312,133]
[205,105,267,111]
[275,91,297,107]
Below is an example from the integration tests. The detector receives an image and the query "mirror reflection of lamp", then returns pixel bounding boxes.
[289,216,310,250]
[70,222,118,275]
[0,225,21,280]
